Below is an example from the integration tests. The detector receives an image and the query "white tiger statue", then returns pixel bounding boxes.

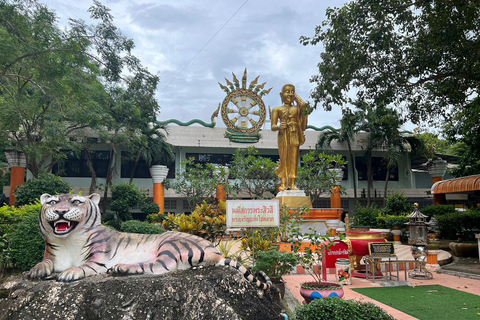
[27,193,271,290]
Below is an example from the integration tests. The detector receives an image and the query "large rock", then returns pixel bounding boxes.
[0,266,283,320]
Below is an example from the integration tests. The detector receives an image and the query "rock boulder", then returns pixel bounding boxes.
[0,266,283,320]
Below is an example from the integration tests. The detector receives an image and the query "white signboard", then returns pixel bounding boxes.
[226,200,280,228]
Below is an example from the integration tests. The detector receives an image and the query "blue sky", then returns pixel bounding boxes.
[45,0,375,131]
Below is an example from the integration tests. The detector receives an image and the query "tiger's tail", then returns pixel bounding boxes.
[221,258,272,291]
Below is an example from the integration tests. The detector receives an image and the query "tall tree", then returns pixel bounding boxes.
[0,0,159,177]
[301,0,480,175]
[316,108,361,203]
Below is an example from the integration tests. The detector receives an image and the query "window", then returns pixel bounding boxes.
[186,153,232,166]
[53,150,110,178]
[120,152,175,179]
[355,157,398,181]
[165,199,177,210]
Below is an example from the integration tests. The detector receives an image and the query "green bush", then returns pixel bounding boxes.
[293,298,394,320]
[120,220,166,234]
[352,205,383,227]
[111,183,147,221]
[381,215,409,230]
[421,205,456,218]
[14,173,71,206]
[0,204,38,236]
[382,193,413,216]
[252,250,297,282]
[10,209,44,271]
[436,210,480,241]
[141,202,160,215]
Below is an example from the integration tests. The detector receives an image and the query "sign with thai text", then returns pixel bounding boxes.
[226,200,279,228]
[322,240,349,281]
[368,242,396,257]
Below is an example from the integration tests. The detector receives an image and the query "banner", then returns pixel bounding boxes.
[226,200,280,228]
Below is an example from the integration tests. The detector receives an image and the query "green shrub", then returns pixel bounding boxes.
[14,173,71,206]
[293,298,394,320]
[382,193,413,216]
[352,204,383,227]
[141,202,160,215]
[382,215,409,230]
[0,204,35,236]
[421,205,456,218]
[252,250,297,282]
[120,220,166,234]
[436,210,480,241]
[111,183,147,221]
[10,209,44,271]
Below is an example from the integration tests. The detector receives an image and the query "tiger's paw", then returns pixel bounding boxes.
[57,267,85,282]
[27,260,54,280]
[108,264,145,276]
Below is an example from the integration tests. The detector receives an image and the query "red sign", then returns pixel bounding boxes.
[322,240,349,281]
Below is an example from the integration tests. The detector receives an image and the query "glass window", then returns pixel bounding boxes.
[120,152,175,179]
[355,156,398,181]
[53,150,110,178]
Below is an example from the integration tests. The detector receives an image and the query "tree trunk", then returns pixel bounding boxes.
[347,140,358,204]
[384,168,390,206]
[129,150,141,183]
[367,155,372,206]
[102,144,117,214]
[84,150,97,195]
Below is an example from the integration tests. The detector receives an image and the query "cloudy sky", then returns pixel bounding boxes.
[47,0,354,130]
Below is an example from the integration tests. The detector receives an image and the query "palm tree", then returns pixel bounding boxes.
[317,108,361,204]
[358,104,425,205]
[129,122,174,183]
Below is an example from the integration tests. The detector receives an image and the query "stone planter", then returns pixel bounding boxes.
[149,165,169,184]
[299,282,344,304]
[449,241,479,258]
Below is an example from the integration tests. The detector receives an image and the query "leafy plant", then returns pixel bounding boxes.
[382,193,413,216]
[297,150,346,204]
[352,204,383,227]
[120,220,166,235]
[216,239,248,265]
[240,230,276,258]
[380,215,409,230]
[141,202,160,215]
[436,210,480,241]
[229,146,278,199]
[10,210,44,271]
[421,205,456,218]
[14,173,71,206]
[147,213,166,224]
[252,250,297,282]
[110,183,147,221]
[162,201,227,243]
[293,298,394,320]
[164,158,229,211]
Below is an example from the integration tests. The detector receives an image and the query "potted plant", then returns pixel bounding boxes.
[291,230,344,303]
[252,250,297,299]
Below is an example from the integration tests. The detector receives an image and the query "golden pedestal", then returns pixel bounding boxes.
[274,195,312,208]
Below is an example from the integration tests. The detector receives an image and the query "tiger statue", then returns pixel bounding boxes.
[27,193,271,290]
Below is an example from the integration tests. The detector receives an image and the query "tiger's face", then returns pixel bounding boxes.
[40,193,101,237]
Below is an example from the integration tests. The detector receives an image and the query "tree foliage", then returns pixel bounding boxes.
[229,146,278,200]
[14,173,71,206]
[296,150,346,204]
[302,0,480,176]
[0,0,160,178]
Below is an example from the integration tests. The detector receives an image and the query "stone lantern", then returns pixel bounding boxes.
[406,203,433,279]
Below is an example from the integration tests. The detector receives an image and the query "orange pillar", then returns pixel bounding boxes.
[330,185,341,209]
[432,176,446,206]
[9,166,25,206]
[153,183,165,214]
[216,184,227,202]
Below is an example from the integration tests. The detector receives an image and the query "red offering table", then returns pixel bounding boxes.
[345,231,387,278]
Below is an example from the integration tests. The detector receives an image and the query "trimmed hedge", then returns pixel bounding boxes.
[9,209,44,271]
[421,205,456,218]
[436,210,480,241]
[293,298,394,320]
[0,203,40,236]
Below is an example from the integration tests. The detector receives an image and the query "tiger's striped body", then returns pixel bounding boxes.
[27,193,271,290]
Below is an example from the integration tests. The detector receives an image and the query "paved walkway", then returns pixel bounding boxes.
[282,244,480,319]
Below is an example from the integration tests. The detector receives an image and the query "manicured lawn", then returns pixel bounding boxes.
[353,285,480,320]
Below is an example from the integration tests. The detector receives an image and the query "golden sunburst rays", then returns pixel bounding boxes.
[218,68,272,97]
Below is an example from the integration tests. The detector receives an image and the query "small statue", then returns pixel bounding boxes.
[271,84,309,191]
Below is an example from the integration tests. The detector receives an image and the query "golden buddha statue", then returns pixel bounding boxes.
[271,84,308,191]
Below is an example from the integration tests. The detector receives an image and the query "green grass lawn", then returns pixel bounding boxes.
[353,285,480,320]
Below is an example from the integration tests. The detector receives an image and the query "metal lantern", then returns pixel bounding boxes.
[406,203,428,245]
[406,203,433,279]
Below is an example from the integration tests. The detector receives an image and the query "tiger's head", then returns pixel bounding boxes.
[39,193,102,237]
